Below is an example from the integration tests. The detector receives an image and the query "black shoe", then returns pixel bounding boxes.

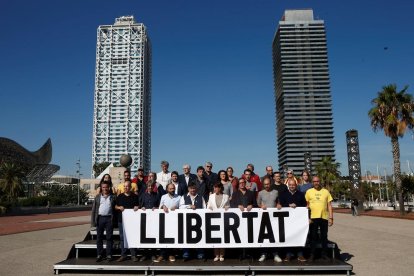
[117,256,127,262]
[183,257,190,262]
[96,255,103,262]
[308,254,315,262]
[132,256,138,262]
[106,255,113,262]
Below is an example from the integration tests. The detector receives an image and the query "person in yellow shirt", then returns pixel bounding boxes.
[305,176,333,261]
[116,170,138,195]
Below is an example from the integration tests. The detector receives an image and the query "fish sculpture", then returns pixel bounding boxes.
[0,137,52,167]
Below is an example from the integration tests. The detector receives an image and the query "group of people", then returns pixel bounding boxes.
[91,161,334,263]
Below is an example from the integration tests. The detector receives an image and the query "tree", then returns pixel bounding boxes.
[93,162,111,178]
[41,184,89,205]
[315,156,341,191]
[368,84,414,215]
[0,163,25,202]
[401,175,414,203]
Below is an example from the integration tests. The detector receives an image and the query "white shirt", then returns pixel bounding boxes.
[157,171,171,190]
[98,194,113,216]
[159,193,181,209]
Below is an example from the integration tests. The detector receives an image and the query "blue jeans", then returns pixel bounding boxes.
[183,248,204,259]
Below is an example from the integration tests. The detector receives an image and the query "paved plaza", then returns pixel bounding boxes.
[0,211,413,275]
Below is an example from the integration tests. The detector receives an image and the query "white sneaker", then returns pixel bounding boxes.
[274,255,282,263]
[258,254,266,262]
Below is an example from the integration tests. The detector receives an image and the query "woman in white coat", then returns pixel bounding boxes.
[207,183,230,261]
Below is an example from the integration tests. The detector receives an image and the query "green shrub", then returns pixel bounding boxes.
[19,196,49,207]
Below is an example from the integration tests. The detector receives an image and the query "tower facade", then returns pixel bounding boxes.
[272,9,335,174]
[92,16,151,175]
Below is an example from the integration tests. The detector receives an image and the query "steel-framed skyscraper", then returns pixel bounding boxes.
[272,9,335,174]
[92,16,151,175]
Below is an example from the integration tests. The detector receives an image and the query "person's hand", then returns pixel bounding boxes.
[191,205,196,210]
[133,206,139,212]
[289,203,296,209]
[163,206,169,213]
[309,219,313,224]
[209,206,213,210]
[141,207,146,211]
[170,206,176,211]
[276,203,282,210]
[152,207,156,211]
[246,205,253,212]
[224,206,229,211]
[119,206,125,212]
[238,205,245,212]
[262,204,267,210]
[328,218,333,227]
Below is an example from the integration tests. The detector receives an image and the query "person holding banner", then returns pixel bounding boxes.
[179,182,207,261]
[305,176,334,261]
[277,178,307,262]
[154,183,182,262]
[257,176,282,263]
[115,180,140,262]
[230,178,257,260]
[207,183,230,261]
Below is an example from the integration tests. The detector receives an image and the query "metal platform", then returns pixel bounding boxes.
[54,256,352,275]
[54,229,353,275]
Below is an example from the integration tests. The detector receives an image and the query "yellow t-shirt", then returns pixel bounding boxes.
[116,182,138,194]
[305,188,333,220]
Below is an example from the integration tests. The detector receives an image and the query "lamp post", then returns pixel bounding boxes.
[76,159,81,206]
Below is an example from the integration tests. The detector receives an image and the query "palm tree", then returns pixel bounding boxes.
[93,162,111,178]
[368,84,414,215]
[0,163,25,202]
[315,156,341,191]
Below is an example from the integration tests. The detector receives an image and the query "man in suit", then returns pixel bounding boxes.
[178,164,197,189]
[203,161,218,191]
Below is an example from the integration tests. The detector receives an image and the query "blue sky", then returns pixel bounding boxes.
[1,0,413,178]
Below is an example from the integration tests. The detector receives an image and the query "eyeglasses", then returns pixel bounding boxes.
[206,166,212,168]
[287,172,293,175]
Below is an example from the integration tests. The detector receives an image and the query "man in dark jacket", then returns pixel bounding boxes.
[277,178,307,262]
[178,164,197,188]
[179,182,206,261]
[91,181,116,262]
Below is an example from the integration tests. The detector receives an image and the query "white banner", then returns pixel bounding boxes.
[122,207,308,248]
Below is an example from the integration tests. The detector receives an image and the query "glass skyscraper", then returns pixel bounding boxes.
[272,9,335,174]
[92,16,151,175]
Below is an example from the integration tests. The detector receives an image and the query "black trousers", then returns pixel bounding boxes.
[96,215,113,257]
[309,218,328,256]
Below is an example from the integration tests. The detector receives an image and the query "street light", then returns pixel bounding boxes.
[76,159,82,206]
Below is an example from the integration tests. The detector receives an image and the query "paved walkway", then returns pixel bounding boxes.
[0,211,413,275]
[0,211,90,235]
